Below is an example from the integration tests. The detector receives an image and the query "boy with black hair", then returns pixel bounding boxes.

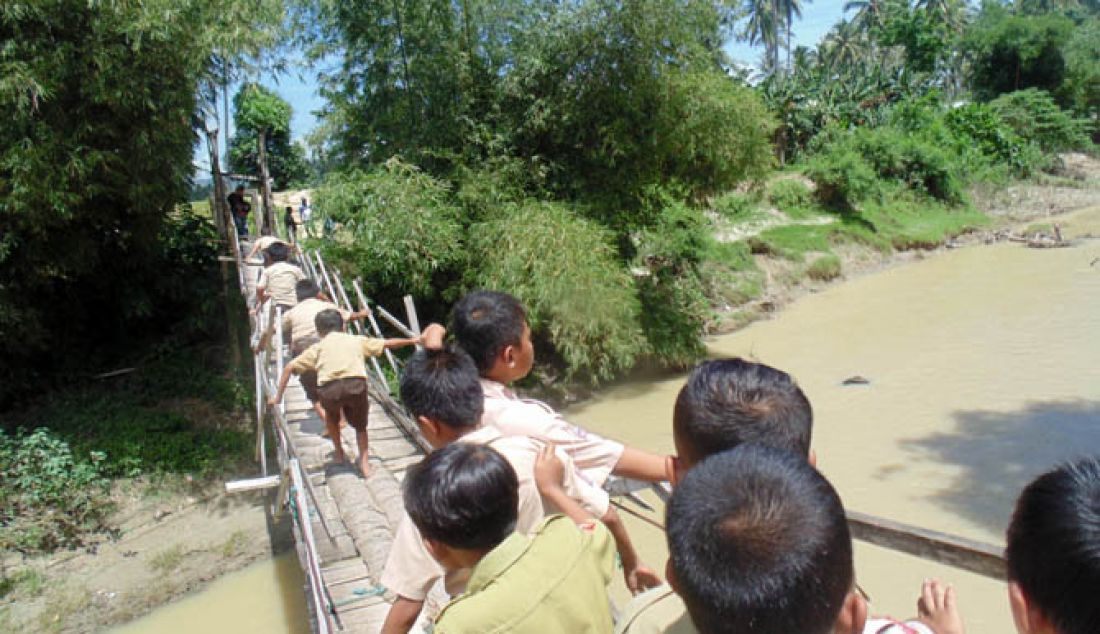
[245,227,285,261]
[666,446,964,634]
[613,358,962,634]
[443,289,668,492]
[256,241,305,310]
[380,347,655,634]
[1005,457,1100,634]
[256,279,371,430]
[403,442,616,633]
[270,309,419,475]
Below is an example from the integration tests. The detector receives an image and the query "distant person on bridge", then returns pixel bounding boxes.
[269,309,420,476]
[227,185,251,238]
[299,197,313,237]
[255,242,305,311]
[402,442,616,634]
[284,205,300,244]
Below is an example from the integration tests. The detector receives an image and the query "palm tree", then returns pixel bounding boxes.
[778,0,811,71]
[843,0,882,29]
[821,19,864,71]
[742,0,780,72]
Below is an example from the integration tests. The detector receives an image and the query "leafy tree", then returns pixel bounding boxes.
[0,0,284,403]
[964,4,1074,100]
[229,83,310,191]
[1059,18,1100,121]
[989,89,1092,151]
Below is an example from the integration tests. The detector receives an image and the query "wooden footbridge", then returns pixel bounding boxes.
[219,224,1007,633]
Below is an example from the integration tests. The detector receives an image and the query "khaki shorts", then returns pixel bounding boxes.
[292,338,321,403]
[316,378,369,431]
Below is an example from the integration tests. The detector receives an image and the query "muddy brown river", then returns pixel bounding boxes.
[120,206,1099,633]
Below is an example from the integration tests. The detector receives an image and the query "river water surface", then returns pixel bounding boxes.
[119,206,1099,632]
[567,205,1100,632]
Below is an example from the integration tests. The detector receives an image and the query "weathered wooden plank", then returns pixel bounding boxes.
[846,510,1006,580]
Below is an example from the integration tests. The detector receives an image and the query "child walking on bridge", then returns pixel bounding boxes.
[270,309,420,475]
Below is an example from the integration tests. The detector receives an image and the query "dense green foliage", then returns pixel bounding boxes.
[964,5,1074,101]
[0,1,283,404]
[229,83,310,189]
[307,0,775,375]
[989,89,1093,152]
[0,429,113,554]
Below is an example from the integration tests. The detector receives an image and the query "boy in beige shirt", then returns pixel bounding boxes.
[270,309,418,474]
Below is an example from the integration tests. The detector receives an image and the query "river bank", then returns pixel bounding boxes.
[707,153,1100,338]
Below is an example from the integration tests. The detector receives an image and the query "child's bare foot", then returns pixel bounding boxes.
[332,450,348,464]
[357,455,371,476]
[916,579,964,634]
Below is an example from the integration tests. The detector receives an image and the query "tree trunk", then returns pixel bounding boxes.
[205,126,231,245]
[257,129,275,234]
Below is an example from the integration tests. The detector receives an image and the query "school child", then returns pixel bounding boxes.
[611,358,961,634]
[435,290,668,492]
[269,309,419,475]
[403,442,616,633]
[1005,457,1100,634]
[665,446,964,634]
[255,280,370,431]
[245,229,285,261]
[379,348,654,634]
[284,205,300,244]
[256,241,305,310]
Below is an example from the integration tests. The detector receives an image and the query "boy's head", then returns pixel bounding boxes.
[404,442,518,570]
[451,290,532,383]
[296,279,322,303]
[672,358,813,477]
[666,445,863,634]
[400,348,484,448]
[314,309,344,337]
[1006,457,1100,634]
[235,185,245,193]
[266,241,289,263]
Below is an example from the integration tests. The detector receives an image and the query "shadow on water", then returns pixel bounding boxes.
[898,399,1100,536]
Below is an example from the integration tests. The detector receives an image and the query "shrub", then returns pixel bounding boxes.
[467,200,646,383]
[711,191,762,222]
[631,197,712,365]
[316,159,465,301]
[943,103,1045,175]
[989,89,1092,153]
[806,254,842,281]
[768,179,814,214]
[805,147,877,210]
[0,428,114,554]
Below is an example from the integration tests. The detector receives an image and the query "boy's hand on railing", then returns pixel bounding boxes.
[267,396,280,407]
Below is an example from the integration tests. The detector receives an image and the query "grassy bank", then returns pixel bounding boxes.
[695,161,1097,337]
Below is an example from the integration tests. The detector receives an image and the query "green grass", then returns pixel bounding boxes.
[749,224,834,261]
[0,568,46,599]
[806,254,842,281]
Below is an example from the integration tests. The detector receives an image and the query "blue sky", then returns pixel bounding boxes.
[194,1,848,177]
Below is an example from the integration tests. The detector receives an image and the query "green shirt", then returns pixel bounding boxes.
[433,515,616,634]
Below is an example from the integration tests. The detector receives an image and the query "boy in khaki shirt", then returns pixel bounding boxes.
[256,242,305,309]
[270,309,418,474]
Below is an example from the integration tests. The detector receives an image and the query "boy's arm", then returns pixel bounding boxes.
[613,446,671,483]
[268,364,295,405]
[535,444,597,525]
[382,337,420,350]
[380,596,423,634]
[534,444,661,594]
[602,505,662,595]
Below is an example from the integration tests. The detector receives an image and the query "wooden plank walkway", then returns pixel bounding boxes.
[238,239,428,633]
